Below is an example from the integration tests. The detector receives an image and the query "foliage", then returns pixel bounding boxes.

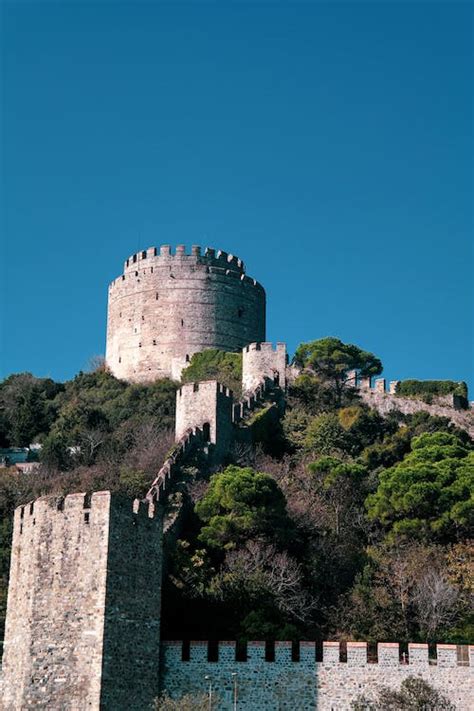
[293,337,382,404]
[181,349,242,396]
[195,465,291,549]
[352,676,456,710]
[303,406,390,457]
[366,432,473,541]
[397,379,468,401]
[0,373,64,446]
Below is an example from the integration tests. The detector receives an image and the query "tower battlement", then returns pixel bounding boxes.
[120,244,246,277]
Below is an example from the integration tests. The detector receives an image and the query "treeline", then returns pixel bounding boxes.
[0,338,472,646]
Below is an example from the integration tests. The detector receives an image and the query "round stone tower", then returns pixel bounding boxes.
[106,245,266,382]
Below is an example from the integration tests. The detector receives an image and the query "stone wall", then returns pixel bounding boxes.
[242,342,287,393]
[1,493,163,711]
[357,380,474,437]
[159,641,474,711]
[175,380,234,461]
[106,245,266,382]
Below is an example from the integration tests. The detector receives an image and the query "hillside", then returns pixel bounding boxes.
[0,338,472,646]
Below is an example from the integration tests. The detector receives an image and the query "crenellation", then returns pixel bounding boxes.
[437,644,458,667]
[408,643,429,666]
[378,642,400,666]
[347,642,367,666]
[322,641,340,665]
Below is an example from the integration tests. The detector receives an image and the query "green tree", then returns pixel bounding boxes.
[196,465,290,549]
[366,432,473,541]
[181,349,242,396]
[293,337,382,404]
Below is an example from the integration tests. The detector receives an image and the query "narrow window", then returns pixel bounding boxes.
[193,383,199,392]
[153,339,156,345]
[142,315,145,321]
[133,254,137,263]
[119,312,122,318]
[29,502,34,515]
[151,266,154,273]
[119,357,122,363]
[156,293,159,300]
[238,307,244,318]
[139,342,142,348]
[142,250,147,259]
[84,512,90,524]
[135,271,138,276]
[185,354,190,362]
[181,319,184,327]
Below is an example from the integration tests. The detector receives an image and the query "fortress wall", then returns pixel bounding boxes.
[160,641,473,711]
[106,245,266,382]
[1,494,163,711]
[242,342,287,393]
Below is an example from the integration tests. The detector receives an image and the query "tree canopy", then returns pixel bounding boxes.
[366,432,473,541]
[195,465,291,549]
[293,337,382,403]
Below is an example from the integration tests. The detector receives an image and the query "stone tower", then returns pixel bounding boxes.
[106,245,266,382]
[1,492,163,711]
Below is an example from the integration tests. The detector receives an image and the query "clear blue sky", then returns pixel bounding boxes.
[1,1,472,391]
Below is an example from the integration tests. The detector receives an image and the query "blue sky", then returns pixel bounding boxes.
[1,1,472,391]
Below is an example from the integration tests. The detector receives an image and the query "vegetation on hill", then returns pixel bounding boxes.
[0,338,472,647]
[180,349,242,396]
[396,379,468,403]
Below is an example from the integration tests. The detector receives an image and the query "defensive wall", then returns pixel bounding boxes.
[147,342,287,502]
[106,245,266,382]
[1,492,163,711]
[346,372,474,437]
[160,640,473,710]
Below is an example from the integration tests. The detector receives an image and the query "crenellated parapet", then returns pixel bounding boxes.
[346,371,474,437]
[119,244,247,279]
[160,640,473,710]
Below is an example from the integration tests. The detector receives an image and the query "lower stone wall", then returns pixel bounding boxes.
[159,642,474,711]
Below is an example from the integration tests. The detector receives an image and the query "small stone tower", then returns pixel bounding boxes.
[242,342,287,393]
[175,380,234,460]
[1,492,163,711]
[106,245,266,382]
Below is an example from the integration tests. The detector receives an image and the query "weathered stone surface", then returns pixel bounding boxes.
[242,342,287,394]
[1,493,163,711]
[106,245,266,382]
[159,641,474,710]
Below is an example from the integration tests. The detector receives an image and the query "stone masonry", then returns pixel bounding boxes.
[242,341,287,394]
[1,492,162,711]
[106,245,266,382]
[160,641,473,710]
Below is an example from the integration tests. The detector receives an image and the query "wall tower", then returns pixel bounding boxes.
[1,492,163,711]
[106,245,266,382]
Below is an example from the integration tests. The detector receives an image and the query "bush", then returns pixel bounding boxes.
[396,380,468,401]
[181,349,242,396]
